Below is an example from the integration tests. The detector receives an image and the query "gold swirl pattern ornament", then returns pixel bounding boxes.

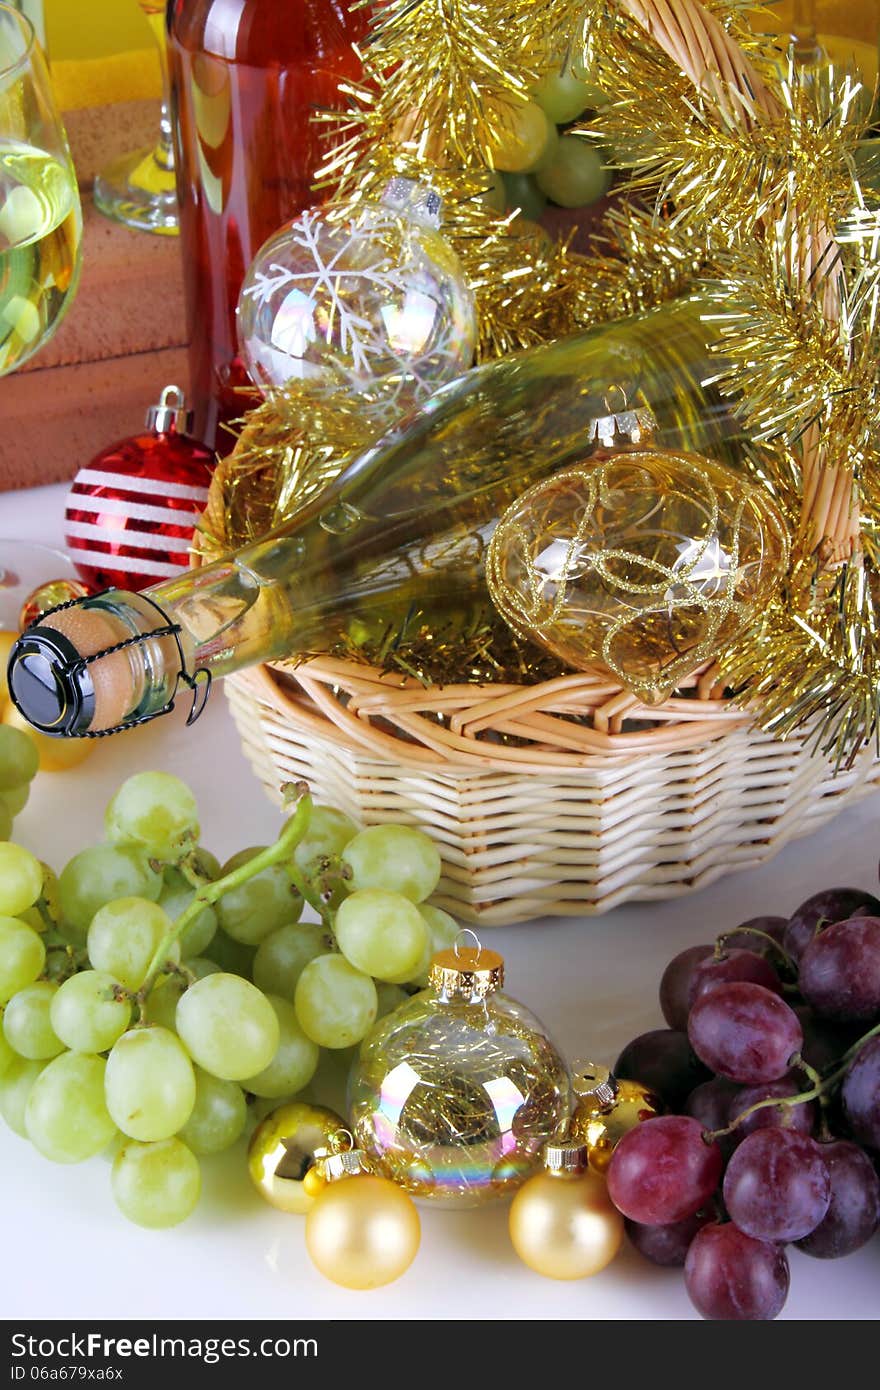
[486,443,789,705]
[349,932,570,1206]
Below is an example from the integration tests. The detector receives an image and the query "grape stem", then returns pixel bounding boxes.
[134,792,314,1020]
[705,1022,880,1143]
[714,928,797,975]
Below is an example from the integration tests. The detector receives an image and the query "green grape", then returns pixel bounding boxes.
[143,976,183,1032]
[58,845,162,938]
[535,134,612,207]
[51,970,131,1053]
[0,842,43,917]
[159,881,217,958]
[488,99,554,173]
[252,922,331,999]
[0,916,45,1003]
[0,725,39,792]
[176,973,279,1081]
[342,824,441,903]
[501,172,548,221]
[375,982,409,1019]
[87,897,178,990]
[111,1137,201,1228]
[0,1026,16,1076]
[480,169,507,212]
[242,994,320,1099]
[532,66,596,123]
[163,847,221,892]
[104,1026,196,1141]
[178,1067,247,1154]
[0,1056,46,1136]
[1,784,30,817]
[25,1053,116,1163]
[335,889,429,984]
[0,801,12,841]
[294,954,377,1049]
[292,805,360,875]
[105,771,200,861]
[184,957,222,981]
[217,848,302,944]
[3,982,64,1060]
[204,929,256,979]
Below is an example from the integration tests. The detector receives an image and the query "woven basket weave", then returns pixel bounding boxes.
[215,0,880,924]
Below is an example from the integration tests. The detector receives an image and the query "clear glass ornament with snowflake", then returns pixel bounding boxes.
[236,179,478,414]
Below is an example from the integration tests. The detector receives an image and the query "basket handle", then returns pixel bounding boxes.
[619,0,856,564]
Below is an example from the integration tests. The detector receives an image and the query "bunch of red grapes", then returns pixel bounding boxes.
[605,885,880,1319]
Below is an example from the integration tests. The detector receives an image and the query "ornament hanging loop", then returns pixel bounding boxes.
[453,927,482,959]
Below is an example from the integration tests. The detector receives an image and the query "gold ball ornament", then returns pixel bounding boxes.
[19,578,91,632]
[247,1101,345,1215]
[508,1140,624,1280]
[305,1147,420,1290]
[569,1061,663,1175]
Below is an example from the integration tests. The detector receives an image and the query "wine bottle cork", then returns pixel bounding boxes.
[41,605,138,733]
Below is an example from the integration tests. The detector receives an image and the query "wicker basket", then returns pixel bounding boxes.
[214,0,879,924]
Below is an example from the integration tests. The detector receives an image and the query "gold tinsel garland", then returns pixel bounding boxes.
[210,0,880,762]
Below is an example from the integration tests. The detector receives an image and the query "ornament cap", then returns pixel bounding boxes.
[146,384,194,436]
[381,176,443,229]
[542,1138,589,1176]
[587,392,656,450]
[428,930,504,1001]
[321,1148,372,1183]
[572,1061,619,1110]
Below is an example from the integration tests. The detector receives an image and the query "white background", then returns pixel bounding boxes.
[1,482,878,1321]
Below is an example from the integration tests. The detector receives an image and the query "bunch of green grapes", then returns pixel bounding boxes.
[0,727,39,843]
[0,771,459,1231]
[483,56,613,221]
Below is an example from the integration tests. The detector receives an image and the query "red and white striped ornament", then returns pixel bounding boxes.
[65,386,215,592]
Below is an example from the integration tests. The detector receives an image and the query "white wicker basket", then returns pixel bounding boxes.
[225,665,880,924]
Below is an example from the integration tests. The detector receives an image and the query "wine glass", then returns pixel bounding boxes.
[0,1,81,374]
[1,3,83,611]
[93,1,178,236]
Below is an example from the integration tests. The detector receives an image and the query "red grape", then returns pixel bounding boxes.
[794,1005,856,1072]
[625,1207,716,1267]
[799,916,880,1021]
[688,949,782,1008]
[723,916,788,958]
[687,982,803,1083]
[685,1078,740,1160]
[727,1077,816,1143]
[795,1140,880,1258]
[659,945,713,1029]
[841,1035,880,1149]
[684,1223,789,1321]
[722,1129,831,1241]
[784,888,880,963]
[613,1029,710,1108]
[606,1115,722,1225]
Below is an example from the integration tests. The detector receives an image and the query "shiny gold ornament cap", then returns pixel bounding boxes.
[588,396,656,450]
[321,1148,372,1183]
[542,1139,589,1176]
[572,1060,619,1109]
[428,937,504,1001]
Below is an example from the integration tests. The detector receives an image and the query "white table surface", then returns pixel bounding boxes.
[1,481,878,1322]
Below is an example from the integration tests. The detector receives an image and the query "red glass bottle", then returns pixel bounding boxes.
[166,0,367,452]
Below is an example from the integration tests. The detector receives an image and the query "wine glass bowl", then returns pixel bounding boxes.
[92,1,178,236]
[0,1,82,374]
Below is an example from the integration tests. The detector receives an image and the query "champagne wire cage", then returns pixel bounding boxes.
[206,0,880,925]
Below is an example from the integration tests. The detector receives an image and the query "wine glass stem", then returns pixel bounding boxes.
[157,100,175,174]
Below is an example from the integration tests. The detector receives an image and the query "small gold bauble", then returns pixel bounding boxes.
[509,1168,624,1280]
[570,1074,663,1175]
[247,1101,344,1215]
[19,578,91,632]
[305,1173,421,1290]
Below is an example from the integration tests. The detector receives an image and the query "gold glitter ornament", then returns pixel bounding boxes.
[508,1138,624,1279]
[570,1061,663,1175]
[486,415,789,705]
[247,1101,345,1215]
[19,579,91,632]
[349,932,570,1206]
[305,1134,420,1290]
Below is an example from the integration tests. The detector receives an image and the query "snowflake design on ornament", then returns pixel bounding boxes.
[243,209,429,378]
